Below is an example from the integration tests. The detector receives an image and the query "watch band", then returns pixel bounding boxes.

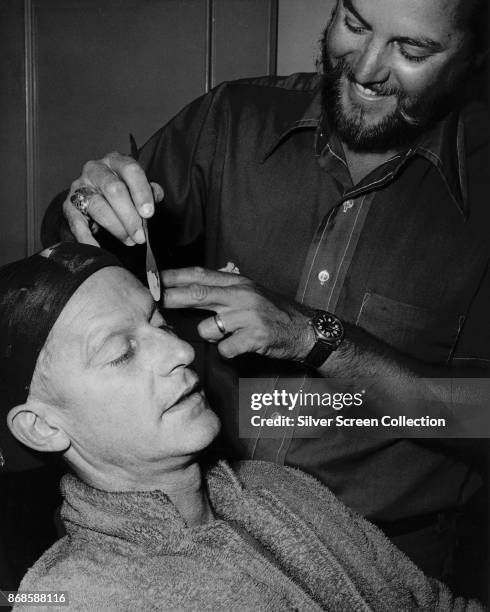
[302,340,335,369]
[301,310,344,369]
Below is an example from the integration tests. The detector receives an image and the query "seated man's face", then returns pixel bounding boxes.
[31,267,220,476]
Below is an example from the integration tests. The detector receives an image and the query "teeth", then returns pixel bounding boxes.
[355,83,381,97]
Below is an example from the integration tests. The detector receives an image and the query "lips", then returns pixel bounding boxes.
[351,81,390,101]
[354,82,385,98]
[165,379,203,415]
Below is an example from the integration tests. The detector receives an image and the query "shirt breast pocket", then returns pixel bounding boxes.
[355,291,465,364]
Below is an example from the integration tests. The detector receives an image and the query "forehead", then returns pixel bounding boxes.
[48,267,151,348]
[345,0,465,36]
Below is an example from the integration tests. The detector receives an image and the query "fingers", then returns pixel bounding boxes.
[197,313,257,358]
[163,283,236,310]
[163,267,250,310]
[162,266,246,289]
[79,190,139,246]
[81,159,145,243]
[150,182,164,203]
[62,199,100,246]
[197,311,242,341]
[65,152,165,246]
[218,330,257,359]
[105,153,155,218]
[197,316,224,343]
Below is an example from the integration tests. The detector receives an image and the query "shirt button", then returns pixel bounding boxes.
[318,270,330,285]
[343,199,354,213]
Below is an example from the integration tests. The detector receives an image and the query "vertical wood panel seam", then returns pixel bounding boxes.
[268,0,279,76]
[24,0,36,255]
[205,0,214,92]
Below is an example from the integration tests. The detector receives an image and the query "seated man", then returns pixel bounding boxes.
[0,242,484,611]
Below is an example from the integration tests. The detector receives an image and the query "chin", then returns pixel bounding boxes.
[197,405,221,439]
[179,407,222,456]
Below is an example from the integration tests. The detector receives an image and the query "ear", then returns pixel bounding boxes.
[7,400,70,454]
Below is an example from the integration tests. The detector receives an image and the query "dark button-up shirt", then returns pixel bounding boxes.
[140,73,489,521]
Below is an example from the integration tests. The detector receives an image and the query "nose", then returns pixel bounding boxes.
[149,326,195,374]
[351,37,390,85]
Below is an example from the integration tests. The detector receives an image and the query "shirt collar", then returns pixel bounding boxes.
[260,82,323,161]
[412,110,468,218]
[261,84,468,218]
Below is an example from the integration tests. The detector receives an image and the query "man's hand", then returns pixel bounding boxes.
[162,267,315,360]
[63,152,164,246]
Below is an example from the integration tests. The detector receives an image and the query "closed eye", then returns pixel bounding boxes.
[342,0,369,34]
[109,311,175,368]
[396,36,442,64]
[344,15,366,34]
[110,339,137,367]
[157,323,176,335]
[398,44,431,63]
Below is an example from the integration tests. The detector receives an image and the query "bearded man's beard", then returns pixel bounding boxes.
[319,38,465,153]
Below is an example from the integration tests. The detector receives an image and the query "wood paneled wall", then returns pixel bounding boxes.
[1,0,278,264]
[277,0,333,75]
[0,0,335,264]
[0,1,28,264]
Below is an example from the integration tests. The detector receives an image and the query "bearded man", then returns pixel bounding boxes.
[44,0,489,595]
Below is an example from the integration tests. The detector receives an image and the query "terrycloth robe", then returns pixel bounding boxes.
[15,460,485,611]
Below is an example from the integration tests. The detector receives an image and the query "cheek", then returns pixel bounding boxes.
[62,378,152,450]
[78,373,137,404]
[59,369,153,428]
[326,18,356,59]
[82,369,181,421]
[392,62,445,98]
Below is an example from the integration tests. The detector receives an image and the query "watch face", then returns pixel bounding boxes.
[315,313,343,341]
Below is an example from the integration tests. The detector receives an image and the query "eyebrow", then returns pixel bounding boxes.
[85,298,157,364]
[343,0,443,52]
[343,0,370,28]
[85,328,124,365]
[396,36,443,52]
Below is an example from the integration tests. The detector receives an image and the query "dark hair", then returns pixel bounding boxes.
[459,0,488,101]
[460,0,488,59]
[0,242,121,471]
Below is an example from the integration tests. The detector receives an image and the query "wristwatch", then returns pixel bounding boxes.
[301,310,345,369]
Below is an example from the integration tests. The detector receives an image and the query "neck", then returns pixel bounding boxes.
[342,143,401,185]
[153,461,214,527]
[70,454,214,527]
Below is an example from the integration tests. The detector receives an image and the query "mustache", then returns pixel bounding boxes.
[324,57,400,97]
[323,57,425,126]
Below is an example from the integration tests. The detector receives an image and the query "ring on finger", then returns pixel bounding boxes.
[214,313,227,336]
[70,186,98,217]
